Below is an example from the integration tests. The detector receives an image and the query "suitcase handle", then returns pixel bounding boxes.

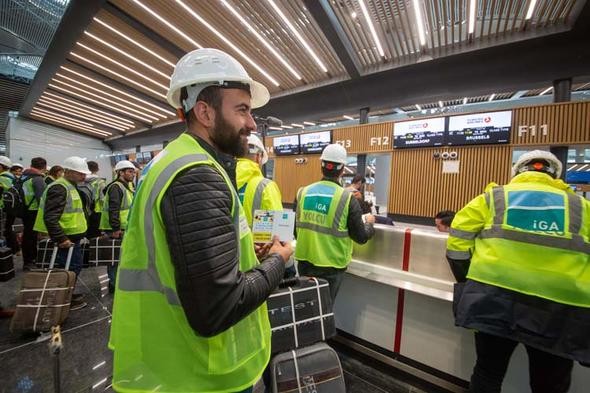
[278,277,299,288]
[49,245,74,271]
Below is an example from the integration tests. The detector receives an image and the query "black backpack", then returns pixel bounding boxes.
[2,175,26,218]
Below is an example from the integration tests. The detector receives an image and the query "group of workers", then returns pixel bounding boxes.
[1,46,588,393]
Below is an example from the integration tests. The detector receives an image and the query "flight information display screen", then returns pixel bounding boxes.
[447,110,512,146]
[273,135,300,155]
[299,131,331,154]
[393,117,445,148]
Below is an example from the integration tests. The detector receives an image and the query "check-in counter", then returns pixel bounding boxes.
[334,224,590,392]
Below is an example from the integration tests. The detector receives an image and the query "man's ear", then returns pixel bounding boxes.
[194,101,215,128]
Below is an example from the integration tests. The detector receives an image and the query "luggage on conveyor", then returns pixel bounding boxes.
[88,236,121,266]
[270,342,346,393]
[267,276,335,354]
[11,246,75,333]
[0,239,14,281]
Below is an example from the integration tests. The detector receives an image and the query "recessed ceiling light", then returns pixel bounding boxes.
[540,86,553,95]
[37,100,130,131]
[265,0,328,72]
[220,0,301,80]
[489,93,495,101]
[463,97,468,105]
[39,96,134,129]
[93,17,176,68]
[415,104,421,110]
[358,0,385,57]
[76,42,168,90]
[468,0,476,34]
[343,115,354,120]
[60,66,175,117]
[281,125,293,129]
[303,121,316,126]
[525,0,538,20]
[412,0,427,46]
[43,91,135,126]
[351,11,357,19]
[70,52,166,99]
[131,0,202,48]
[31,108,112,136]
[291,123,304,127]
[175,0,279,86]
[55,71,167,119]
[84,31,171,80]
[438,101,444,108]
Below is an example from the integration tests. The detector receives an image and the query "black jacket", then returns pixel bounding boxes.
[294,177,375,248]
[43,179,86,244]
[160,134,285,337]
[22,169,46,206]
[105,179,131,231]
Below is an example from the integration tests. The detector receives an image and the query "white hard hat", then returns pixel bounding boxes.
[63,156,91,175]
[247,134,268,165]
[0,156,12,168]
[167,48,270,113]
[320,144,348,167]
[512,150,562,179]
[11,163,23,169]
[114,160,136,172]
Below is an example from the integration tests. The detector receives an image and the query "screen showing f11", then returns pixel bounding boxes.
[299,131,332,154]
[447,110,512,146]
[273,135,300,155]
[393,117,445,148]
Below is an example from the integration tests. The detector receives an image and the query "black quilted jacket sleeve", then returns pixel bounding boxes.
[161,165,285,337]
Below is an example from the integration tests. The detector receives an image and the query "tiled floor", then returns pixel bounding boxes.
[1,257,436,393]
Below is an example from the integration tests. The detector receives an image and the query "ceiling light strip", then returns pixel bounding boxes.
[31,108,112,136]
[525,0,538,20]
[412,0,427,46]
[174,0,279,86]
[220,0,301,80]
[43,91,135,125]
[488,93,495,101]
[343,115,354,120]
[51,78,159,122]
[37,100,130,131]
[60,66,174,116]
[265,0,328,73]
[468,0,476,34]
[84,31,171,80]
[76,42,169,90]
[93,17,175,68]
[48,83,155,123]
[70,52,166,99]
[55,72,167,119]
[131,0,202,48]
[358,0,385,57]
[40,95,134,128]
[31,111,112,137]
[540,86,553,95]
[303,121,315,126]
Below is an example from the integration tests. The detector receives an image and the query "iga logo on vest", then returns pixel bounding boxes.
[532,220,560,232]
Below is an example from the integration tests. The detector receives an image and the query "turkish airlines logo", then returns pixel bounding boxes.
[484,116,491,123]
[423,123,428,128]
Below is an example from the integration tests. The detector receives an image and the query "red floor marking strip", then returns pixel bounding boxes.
[394,228,413,353]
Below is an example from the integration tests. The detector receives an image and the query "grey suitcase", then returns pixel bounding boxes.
[271,342,346,393]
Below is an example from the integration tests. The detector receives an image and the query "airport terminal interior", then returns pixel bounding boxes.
[0,0,590,392]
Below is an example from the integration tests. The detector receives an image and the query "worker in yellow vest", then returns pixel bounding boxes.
[295,144,375,303]
[109,48,292,393]
[447,150,590,393]
[237,134,282,226]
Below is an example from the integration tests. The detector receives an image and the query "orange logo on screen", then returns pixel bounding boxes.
[484,116,491,123]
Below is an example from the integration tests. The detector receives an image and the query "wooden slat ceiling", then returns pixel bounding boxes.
[27,0,584,139]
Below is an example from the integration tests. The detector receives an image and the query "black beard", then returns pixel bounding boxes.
[210,113,248,157]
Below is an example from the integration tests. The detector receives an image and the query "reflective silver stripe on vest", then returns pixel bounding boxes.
[252,178,271,216]
[450,228,478,240]
[41,181,82,213]
[567,193,582,234]
[484,191,490,207]
[446,249,471,260]
[118,154,208,305]
[479,226,590,254]
[492,187,504,225]
[296,187,350,238]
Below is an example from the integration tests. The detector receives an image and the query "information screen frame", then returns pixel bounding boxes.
[299,130,332,154]
[393,117,446,148]
[447,110,512,146]
[273,134,301,156]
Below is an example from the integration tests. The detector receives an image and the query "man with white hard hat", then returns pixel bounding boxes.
[295,143,375,303]
[34,156,91,310]
[99,160,136,293]
[110,48,292,393]
[447,150,590,392]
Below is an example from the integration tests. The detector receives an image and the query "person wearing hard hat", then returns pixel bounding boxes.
[447,150,590,393]
[109,48,292,393]
[295,144,376,303]
[10,163,23,179]
[21,157,48,270]
[236,134,282,227]
[0,156,18,253]
[45,165,64,185]
[99,160,135,293]
[0,156,14,209]
[34,156,91,310]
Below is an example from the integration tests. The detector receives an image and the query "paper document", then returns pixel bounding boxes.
[252,210,295,243]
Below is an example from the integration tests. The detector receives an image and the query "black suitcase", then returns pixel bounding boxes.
[267,277,335,354]
[88,236,121,266]
[0,244,14,281]
[270,342,346,393]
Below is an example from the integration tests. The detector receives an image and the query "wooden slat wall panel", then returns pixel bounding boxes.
[388,145,513,217]
[273,155,323,203]
[333,122,394,153]
[512,102,590,145]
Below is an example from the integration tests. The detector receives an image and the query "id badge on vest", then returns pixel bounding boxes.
[239,214,250,239]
